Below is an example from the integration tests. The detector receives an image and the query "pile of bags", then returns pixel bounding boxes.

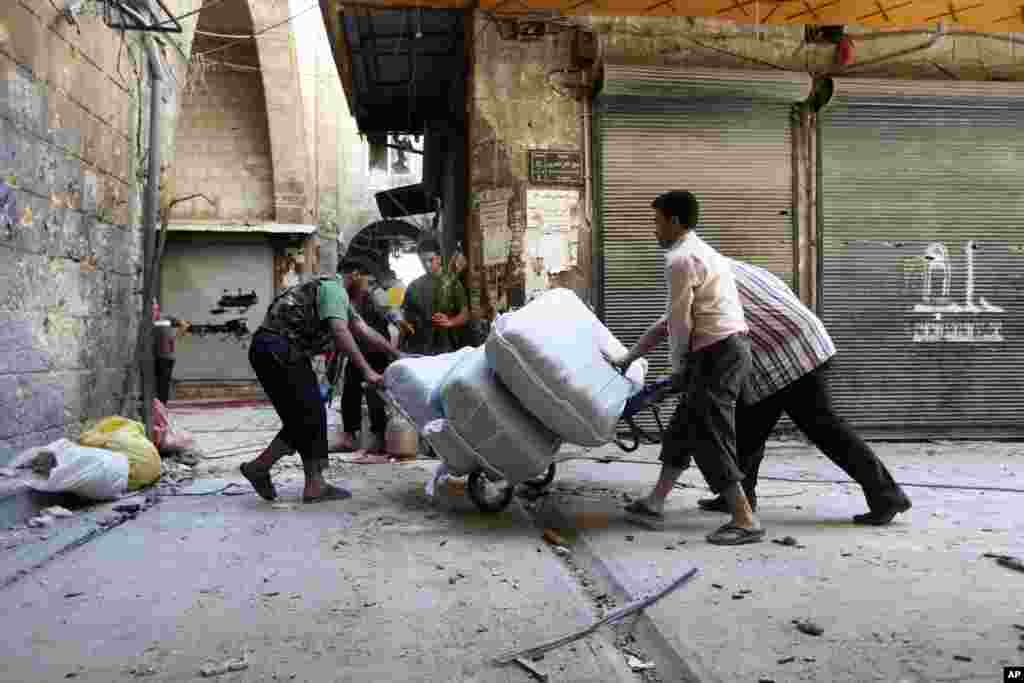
[383,288,647,485]
[16,417,163,501]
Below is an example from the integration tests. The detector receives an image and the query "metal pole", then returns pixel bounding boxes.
[137,32,164,440]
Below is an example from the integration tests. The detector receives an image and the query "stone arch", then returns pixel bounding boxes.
[248,0,313,225]
[170,0,311,226]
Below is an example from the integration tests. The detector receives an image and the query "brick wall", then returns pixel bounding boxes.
[0,1,197,452]
[169,38,275,222]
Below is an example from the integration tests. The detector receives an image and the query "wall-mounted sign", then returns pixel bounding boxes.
[524,188,581,300]
[477,188,514,267]
[528,150,582,186]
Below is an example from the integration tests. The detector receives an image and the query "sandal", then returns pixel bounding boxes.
[240,462,277,501]
[302,484,352,504]
[625,499,666,530]
[706,523,765,546]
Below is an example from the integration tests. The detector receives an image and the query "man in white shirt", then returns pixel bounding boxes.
[607,191,763,545]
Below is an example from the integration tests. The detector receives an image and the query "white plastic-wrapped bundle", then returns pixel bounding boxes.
[421,420,478,477]
[486,288,647,446]
[430,347,561,484]
[382,347,474,429]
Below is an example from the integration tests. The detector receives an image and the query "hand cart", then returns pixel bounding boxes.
[372,375,680,514]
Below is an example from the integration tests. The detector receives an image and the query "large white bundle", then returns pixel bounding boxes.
[382,347,474,429]
[421,419,480,477]
[486,288,648,446]
[434,347,561,484]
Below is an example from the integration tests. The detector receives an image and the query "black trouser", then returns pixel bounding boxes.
[660,334,752,494]
[249,332,326,471]
[737,360,903,508]
[155,358,175,404]
[341,352,390,439]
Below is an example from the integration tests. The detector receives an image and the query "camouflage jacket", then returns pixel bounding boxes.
[259,277,349,359]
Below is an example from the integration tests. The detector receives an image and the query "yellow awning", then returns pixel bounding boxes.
[326,0,1024,32]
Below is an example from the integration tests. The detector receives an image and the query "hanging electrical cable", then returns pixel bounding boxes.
[154,0,231,29]
[196,2,319,58]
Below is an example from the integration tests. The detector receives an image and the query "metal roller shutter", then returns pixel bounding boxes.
[819,78,1024,438]
[594,65,811,432]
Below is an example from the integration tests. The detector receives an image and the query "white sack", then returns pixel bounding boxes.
[421,420,479,477]
[434,348,561,484]
[486,288,648,446]
[382,347,474,429]
[20,439,129,501]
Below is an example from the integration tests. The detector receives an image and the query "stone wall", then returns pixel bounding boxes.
[169,40,275,222]
[469,17,583,318]
[0,0,198,452]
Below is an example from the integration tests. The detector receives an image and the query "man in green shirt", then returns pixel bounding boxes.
[400,238,469,355]
[240,265,401,504]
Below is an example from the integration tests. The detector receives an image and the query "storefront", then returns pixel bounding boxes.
[593,64,811,426]
[818,78,1024,438]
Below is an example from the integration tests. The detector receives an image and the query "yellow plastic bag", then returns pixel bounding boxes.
[79,417,161,490]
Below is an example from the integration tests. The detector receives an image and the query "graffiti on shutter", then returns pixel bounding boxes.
[905,240,1007,344]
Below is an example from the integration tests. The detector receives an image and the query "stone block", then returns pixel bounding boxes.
[0,426,65,454]
[0,373,65,443]
[0,314,51,375]
[8,190,45,255]
[1,65,45,138]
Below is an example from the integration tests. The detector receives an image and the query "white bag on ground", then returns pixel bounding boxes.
[382,347,474,429]
[486,288,648,446]
[434,347,561,484]
[19,439,129,501]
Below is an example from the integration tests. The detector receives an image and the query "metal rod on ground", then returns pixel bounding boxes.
[491,567,699,666]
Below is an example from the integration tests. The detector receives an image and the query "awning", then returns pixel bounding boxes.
[322,0,1024,33]
[321,1,466,134]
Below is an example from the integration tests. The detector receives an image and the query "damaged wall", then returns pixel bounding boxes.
[470,16,584,320]
[0,1,199,452]
[469,12,1024,317]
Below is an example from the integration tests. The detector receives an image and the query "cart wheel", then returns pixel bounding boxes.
[522,464,556,490]
[467,470,515,513]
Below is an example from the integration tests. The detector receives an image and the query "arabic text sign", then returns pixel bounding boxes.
[528,150,582,186]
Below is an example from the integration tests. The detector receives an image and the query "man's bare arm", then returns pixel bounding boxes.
[329,319,380,381]
[628,318,669,363]
[603,318,667,371]
[350,316,401,360]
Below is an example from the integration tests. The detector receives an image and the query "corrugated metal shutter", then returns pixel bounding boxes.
[595,65,811,432]
[819,78,1024,438]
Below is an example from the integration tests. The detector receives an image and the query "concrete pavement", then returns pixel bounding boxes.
[534,441,1024,683]
[2,402,1023,682]
[0,455,643,683]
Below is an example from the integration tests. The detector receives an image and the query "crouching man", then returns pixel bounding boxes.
[240,262,401,504]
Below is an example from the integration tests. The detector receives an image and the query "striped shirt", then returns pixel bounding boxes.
[731,259,836,404]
